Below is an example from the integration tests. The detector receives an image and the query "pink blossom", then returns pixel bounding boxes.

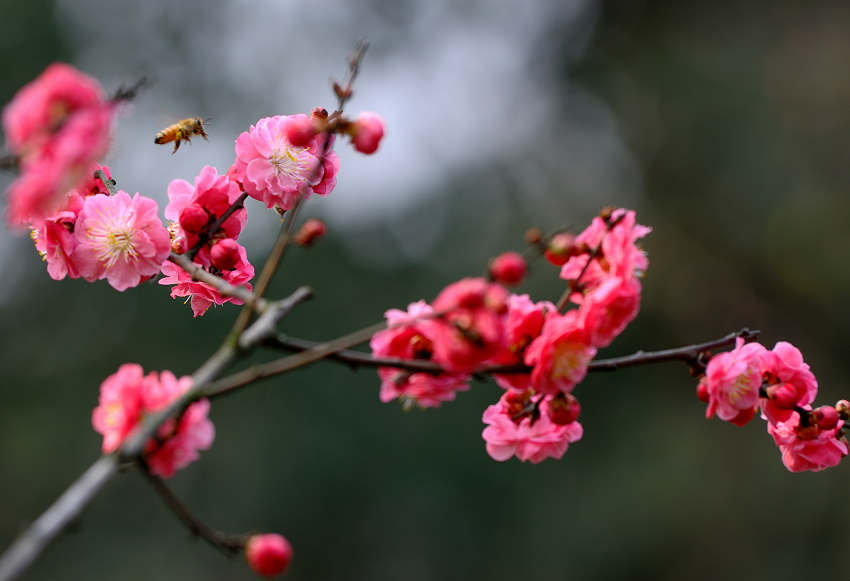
[482,390,583,463]
[768,410,848,472]
[760,341,818,424]
[577,275,642,348]
[145,397,215,479]
[370,301,470,408]
[230,115,339,210]
[165,165,247,254]
[426,278,509,373]
[72,192,171,291]
[490,294,555,391]
[92,365,214,477]
[2,63,105,156]
[159,242,255,317]
[350,112,385,154]
[703,338,767,425]
[524,310,596,396]
[30,192,84,280]
[91,363,148,453]
[489,251,527,286]
[560,209,651,300]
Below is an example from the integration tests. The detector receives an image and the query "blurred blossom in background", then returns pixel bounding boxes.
[3,0,850,579]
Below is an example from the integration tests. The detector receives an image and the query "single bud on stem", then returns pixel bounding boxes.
[246,534,294,578]
[813,405,839,430]
[544,232,576,266]
[489,251,527,286]
[295,218,327,247]
[350,112,385,154]
[524,227,543,246]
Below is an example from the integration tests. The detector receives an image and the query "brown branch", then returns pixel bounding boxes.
[228,43,368,341]
[262,328,760,378]
[94,169,117,196]
[110,77,150,103]
[0,153,18,172]
[139,462,246,556]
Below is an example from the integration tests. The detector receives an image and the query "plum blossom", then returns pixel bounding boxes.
[482,390,583,463]
[524,310,596,396]
[159,241,254,317]
[165,165,247,257]
[768,409,848,472]
[702,338,767,426]
[489,294,555,392]
[577,275,642,348]
[30,165,113,280]
[760,341,818,424]
[230,114,339,210]
[3,63,115,226]
[370,301,469,408]
[489,251,527,287]
[426,278,508,373]
[92,364,215,478]
[72,191,171,291]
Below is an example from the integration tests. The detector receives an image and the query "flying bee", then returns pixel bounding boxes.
[154,117,209,154]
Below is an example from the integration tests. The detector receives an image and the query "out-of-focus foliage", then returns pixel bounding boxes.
[2,0,850,579]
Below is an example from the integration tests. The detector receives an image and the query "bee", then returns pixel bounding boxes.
[154,117,209,154]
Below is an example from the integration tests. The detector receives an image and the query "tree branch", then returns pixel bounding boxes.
[262,328,761,377]
[168,252,267,313]
[139,462,246,556]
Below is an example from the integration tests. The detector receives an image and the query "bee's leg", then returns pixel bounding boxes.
[172,140,180,154]
[200,129,209,141]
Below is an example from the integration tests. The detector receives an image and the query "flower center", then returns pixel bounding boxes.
[269,145,309,179]
[551,342,586,380]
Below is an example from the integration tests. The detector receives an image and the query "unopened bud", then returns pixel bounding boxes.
[814,405,839,430]
[547,393,581,425]
[246,534,293,578]
[350,112,385,154]
[285,116,317,147]
[766,383,798,409]
[524,227,543,245]
[544,232,576,266]
[210,238,240,271]
[836,399,850,419]
[696,379,709,403]
[178,204,208,233]
[489,252,527,286]
[295,218,326,247]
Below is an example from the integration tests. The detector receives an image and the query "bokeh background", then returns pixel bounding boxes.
[2,0,850,579]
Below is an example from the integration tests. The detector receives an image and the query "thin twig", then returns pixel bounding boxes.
[0,153,18,172]
[110,77,150,103]
[139,461,246,556]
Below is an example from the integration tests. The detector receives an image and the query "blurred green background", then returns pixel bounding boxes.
[2,0,850,579]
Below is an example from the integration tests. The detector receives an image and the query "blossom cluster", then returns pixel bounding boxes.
[698,339,849,472]
[92,363,215,478]
[371,209,650,463]
[3,64,116,227]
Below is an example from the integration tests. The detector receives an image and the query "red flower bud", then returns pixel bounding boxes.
[285,116,317,147]
[547,393,581,425]
[210,238,240,271]
[814,405,839,430]
[544,233,576,266]
[766,383,798,410]
[696,379,709,403]
[351,112,385,154]
[178,204,208,233]
[295,218,326,246]
[246,534,293,578]
[489,251,527,286]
